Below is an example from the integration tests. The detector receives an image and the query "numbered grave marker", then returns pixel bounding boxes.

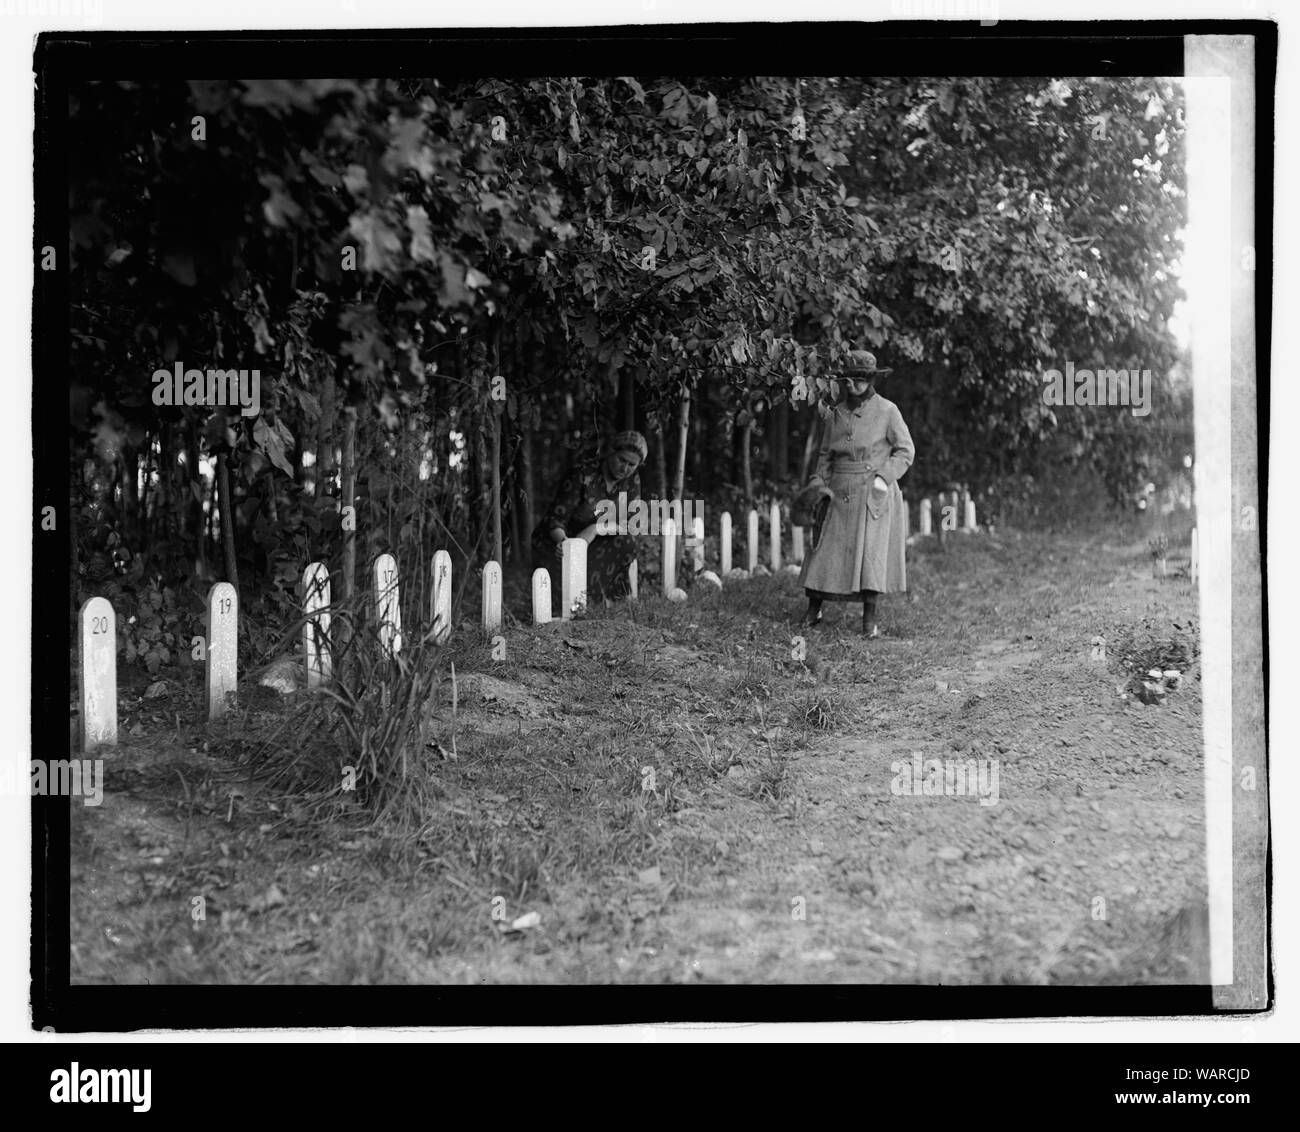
[532,568,553,624]
[562,538,587,619]
[431,550,452,644]
[662,519,677,595]
[692,515,705,574]
[920,498,933,536]
[206,582,238,720]
[374,553,401,657]
[665,519,676,597]
[482,561,503,633]
[769,501,782,571]
[747,509,759,573]
[303,563,331,686]
[720,511,732,575]
[78,596,117,751]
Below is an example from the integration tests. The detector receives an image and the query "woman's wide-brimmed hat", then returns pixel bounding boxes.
[792,482,833,528]
[844,349,892,377]
[609,430,648,462]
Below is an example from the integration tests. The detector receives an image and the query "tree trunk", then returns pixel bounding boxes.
[741,419,754,506]
[315,370,336,499]
[186,417,205,570]
[216,451,239,594]
[651,419,668,500]
[490,403,503,566]
[618,366,635,431]
[770,399,789,482]
[121,446,139,550]
[519,409,536,551]
[672,387,691,504]
[340,406,358,601]
[800,409,823,483]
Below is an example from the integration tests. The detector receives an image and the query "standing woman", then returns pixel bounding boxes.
[797,350,915,637]
[531,430,647,609]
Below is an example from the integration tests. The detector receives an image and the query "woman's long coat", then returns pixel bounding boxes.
[799,393,915,596]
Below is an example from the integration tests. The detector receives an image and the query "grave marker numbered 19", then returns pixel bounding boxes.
[206,582,238,720]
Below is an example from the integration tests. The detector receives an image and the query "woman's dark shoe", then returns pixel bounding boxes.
[863,620,880,639]
[801,600,824,628]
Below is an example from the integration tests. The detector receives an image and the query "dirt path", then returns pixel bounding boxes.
[69,521,1206,986]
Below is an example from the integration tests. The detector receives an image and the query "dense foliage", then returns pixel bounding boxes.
[66,75,1189,658]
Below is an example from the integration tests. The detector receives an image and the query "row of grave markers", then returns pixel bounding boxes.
[76,494,987,751]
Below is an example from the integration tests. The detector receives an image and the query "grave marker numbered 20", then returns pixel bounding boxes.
[78,596,117,751]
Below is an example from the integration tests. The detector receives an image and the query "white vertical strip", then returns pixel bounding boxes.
[1185,70,1233,987]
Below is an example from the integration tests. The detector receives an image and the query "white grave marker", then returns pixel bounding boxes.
[720,511,732,575]
[482,561,503,633]
[662,518,677,595]
[920,498,932,536]
[792,524,804,563]
[532,567,553,624]
[628,559,638,600]
[78,596,116,751]
[303,563,331,686]
[374,553,401,657]
[430,549,452,644]
[747,509,759,572]
[769,501,781,571]
[206,582,238,720]
[561,538,587,619]
[964,499,977,530]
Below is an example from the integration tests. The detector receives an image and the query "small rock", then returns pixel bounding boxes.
[667,587,689,602]
[699,570,723,589]
[510,911,541,931]
[144,681,168,699]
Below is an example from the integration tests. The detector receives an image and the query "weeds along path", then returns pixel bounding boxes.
[69,521,1205,986]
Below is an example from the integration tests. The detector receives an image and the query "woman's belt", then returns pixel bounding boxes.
[830,460,873,474]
